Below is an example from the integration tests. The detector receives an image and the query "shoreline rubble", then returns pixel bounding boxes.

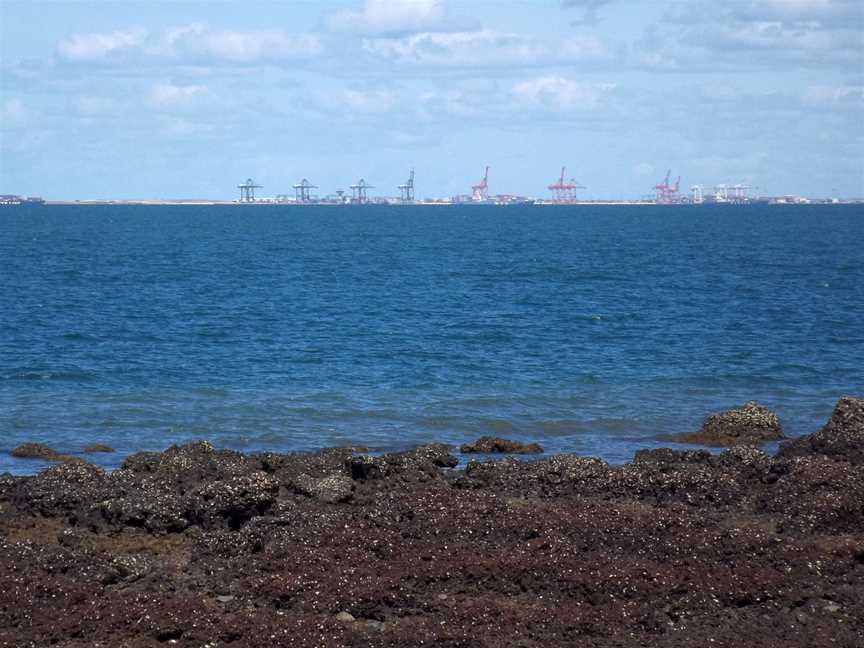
[0,397,862,646]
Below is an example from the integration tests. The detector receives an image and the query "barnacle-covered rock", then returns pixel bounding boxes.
[292,473,354,503]
[779,396,864,464]
[348,444,457,481]
[13,461,106,518]
[460,436,543,454]
[668,401,784,446]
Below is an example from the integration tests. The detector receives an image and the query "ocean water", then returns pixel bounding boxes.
[1,204,862,474]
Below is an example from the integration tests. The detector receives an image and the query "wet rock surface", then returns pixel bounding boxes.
[779,396,864,464]
[84,444,115,453]
[1,401,863,647]
[10,442,62,460]
[460,436,544,454]
[668,401,785,446]
[9,442,82,464]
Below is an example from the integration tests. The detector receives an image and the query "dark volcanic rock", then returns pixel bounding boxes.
[460,436,544,454]
[758,455,864,533]
[713,445,776,482]
[13,461,106,517]
[251,447,355,490]
[106,554,155,583]
[95,474,191,533]
[348,444,457,481]
[2,431,864,648]
[0,473,21,499]
[293,473,354,503]
[633,448,711,465]
[121,440,248,483]
[462,454,612,498]
[778,396,864,464]
[193,472,280,528]
[668,401,784,446]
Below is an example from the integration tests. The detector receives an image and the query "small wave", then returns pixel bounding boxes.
[59,332,99,342]
[194,329,231,339]
[4,369,96,382]
[536,417,645,435]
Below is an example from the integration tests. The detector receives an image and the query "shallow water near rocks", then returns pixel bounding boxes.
[1,203,862,473]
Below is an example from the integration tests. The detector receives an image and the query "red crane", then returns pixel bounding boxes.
[471,166,490,201]
[654,169,681,204]
[548,167,585,202]
[548,166,567,200]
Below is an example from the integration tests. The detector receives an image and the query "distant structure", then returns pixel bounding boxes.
[0,194,44,205]
[237,178,262,202]
[690,182,758,204]
[349,179,374,204]
[732,184,749,201]
[548,167,585,202]
[471,166,490,201]
[398,169,415,202]
[654,170,681,204]
[293,179,317,203]
[714,183,750,203]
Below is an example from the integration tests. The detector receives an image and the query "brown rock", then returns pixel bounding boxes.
[2,436,863,648]
[10,443,62,460]
[667,402,783,446]
[84,444,115,453]
[460,436,544,454]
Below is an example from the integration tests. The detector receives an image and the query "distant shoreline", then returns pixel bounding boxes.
[34,199,862,206]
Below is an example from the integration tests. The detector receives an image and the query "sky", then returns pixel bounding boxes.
[1,0,862,200]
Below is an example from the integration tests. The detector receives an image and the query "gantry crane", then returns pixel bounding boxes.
[398,169,415,202]
[293,179,318,202]
[237,178,262,202]
[349,179,374,203]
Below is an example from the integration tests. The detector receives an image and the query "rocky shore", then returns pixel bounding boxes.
[1,398,862,647]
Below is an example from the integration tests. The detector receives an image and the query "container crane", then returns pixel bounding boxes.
[349,179,374,204]
[654,170,681,204]
[293,179,318,202]
[398,169,415,202]
[471,166,490,201]
[548,167,586,202]
[237,178,262,202]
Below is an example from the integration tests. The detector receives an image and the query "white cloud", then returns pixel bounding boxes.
[148,83,208,110]
[702,20,858,63]
[153,23,322,63]
[57,27,147,62]
[330,0,446,34]
[363,30,614,66]
[731,0,863,26]
[654,0,863,68]
[512,76,617,112]
[56,24,321,65]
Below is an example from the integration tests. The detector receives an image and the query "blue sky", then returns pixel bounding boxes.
[1,0,862,199]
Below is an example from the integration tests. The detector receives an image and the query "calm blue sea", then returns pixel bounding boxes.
[1,204,862,473]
